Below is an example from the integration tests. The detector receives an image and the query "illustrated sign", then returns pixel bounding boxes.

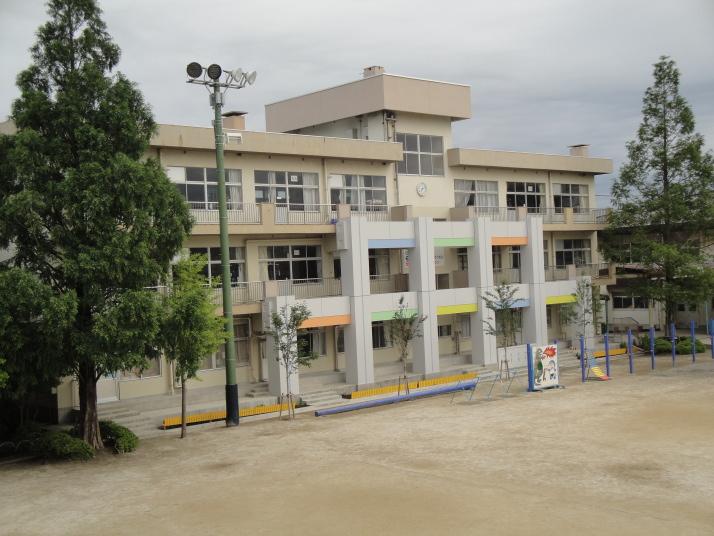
[532,344,559,390]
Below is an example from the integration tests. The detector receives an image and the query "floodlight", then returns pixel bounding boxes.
[206,63,223,80]
[246,71,257,85]
[230,68,244,82]
[186,62,203,79]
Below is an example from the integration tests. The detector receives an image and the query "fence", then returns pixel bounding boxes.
[189,202,261,224]
[493,268,521,284]
[277,278,342,299]
[211,282,265,306]
[369,274,409,294]
[274,204,335,225]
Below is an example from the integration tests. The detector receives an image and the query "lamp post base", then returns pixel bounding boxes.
[226,384,240,426]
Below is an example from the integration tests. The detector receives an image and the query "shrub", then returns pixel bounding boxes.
[676,338,705,355]
[99,420,138,453]
[637,335,704,355]
[32,431,94,461]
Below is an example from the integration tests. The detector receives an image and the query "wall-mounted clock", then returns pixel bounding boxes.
[416,182,427,197]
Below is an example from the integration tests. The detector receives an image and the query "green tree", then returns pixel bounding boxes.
[0,0,191,448]
[388,296,427,392]
[158,256,226,438]
[0,268,76,425]
[267,302,317,419]
[603,56,714,324]
[482,282,519,379]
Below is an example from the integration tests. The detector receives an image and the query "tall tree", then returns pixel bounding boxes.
[482,282,519,379]
[0,0,191,448]
[388,296,427,393]
[158,255,225,438]
[603,56,714,324]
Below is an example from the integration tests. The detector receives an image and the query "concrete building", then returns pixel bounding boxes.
[4,67,618,419]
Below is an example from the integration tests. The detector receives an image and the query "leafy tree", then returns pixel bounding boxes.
[603,56,714,324]
[482,282,519,379]
[0,0,191,448]
[388,296,427,392]
[572,279,596,343]
[267,302,317,419]
[158,255,226,438]
[0,268,76,426]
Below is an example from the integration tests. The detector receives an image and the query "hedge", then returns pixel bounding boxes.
[99,420,138,453]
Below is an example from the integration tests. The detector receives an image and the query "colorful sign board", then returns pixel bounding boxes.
[532,344,559,390]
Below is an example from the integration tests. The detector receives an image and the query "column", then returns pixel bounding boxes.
[521,215,547,345]
[262,295,300,397]
[409,217,439,375]
[469,216,497,365]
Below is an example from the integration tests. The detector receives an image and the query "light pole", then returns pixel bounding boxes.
[186,62,257,426]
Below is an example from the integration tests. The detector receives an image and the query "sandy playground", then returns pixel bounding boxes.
[1,355,714,535]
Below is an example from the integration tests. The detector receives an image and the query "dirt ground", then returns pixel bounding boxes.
[2,355,714,536]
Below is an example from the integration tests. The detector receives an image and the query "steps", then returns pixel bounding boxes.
[97,407,163,439]
[246,383,269,398]
[299,390,345,407]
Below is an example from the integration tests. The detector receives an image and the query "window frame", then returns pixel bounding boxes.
[506,181,545,213]
[254,170,320,211]
[454,179,498,209]
[395,133,445,176]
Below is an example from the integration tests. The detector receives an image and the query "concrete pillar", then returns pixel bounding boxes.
[409,217,439,375]
[521,215,547,346]
[469,216,497,365]
[336,217,375,385]
[262,295,300,397]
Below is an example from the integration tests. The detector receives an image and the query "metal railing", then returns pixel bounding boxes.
[350,205,390,221]
[277,277,342,299]
[369,274,409,294]
[274,204,335,225]
[211,281,265,306]
[493,267,522,284]
[473,207,519,221]
[189,202,261,224]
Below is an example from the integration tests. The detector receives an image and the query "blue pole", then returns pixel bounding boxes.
[580,335,586,383]
[710,320,714,360]
[690,319,696,363]
[627,328,634,374]
[649,326,655,370]
[604,332,611,377]
[670,322,676,367]
[526,343,534,392]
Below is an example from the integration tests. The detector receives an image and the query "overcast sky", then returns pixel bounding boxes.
[2,0,713,203]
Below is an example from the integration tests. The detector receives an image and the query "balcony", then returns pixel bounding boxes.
[211,282,265,306]
[493,268,522,284]
[544,263,615,282]
[369,274,409,294]
[189,202,261,224]
[544,267,569,281]
[453,206,610,225]
[276,277,342,299]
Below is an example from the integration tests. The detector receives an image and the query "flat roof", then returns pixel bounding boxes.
[265,73,471,133]
[447,147,613,175]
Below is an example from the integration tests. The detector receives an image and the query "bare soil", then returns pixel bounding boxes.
[2,356,714,535]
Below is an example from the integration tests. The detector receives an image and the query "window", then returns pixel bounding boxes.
[372,321,390,349]
[506,182,545,213]
[259,245,322,281]
[333,257,341,279]
[546,306,553,328]
[555,239,591,267]
[169,167,242,210]
[459,314,471,338]
[200,318,250,369]
[436,273,450,290]
[553,184,589,213]
[454,180,498,209]
[188,247,245,286]
[369,249,390,277]
[396,133,444,176]
[298,328,326,357]
[122,358,161,379]
[613,296,633,309]
[336,326,345,353]
[492,247,502,270]
[438,325,452,338]
[254,170,319,210]
[633,297,649,309]
[508,246,521,270]
[543,240,549,268]
[457,248,468,271]
[677,303,686,312]
[329,175,387,211]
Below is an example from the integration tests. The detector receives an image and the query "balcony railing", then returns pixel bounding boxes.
[211,282,265,306]
[544,266,569,281]
[493,268,522,284]
[274,204,335,225]
[348,205,390,221]
[369,274,409,294]
[276,277,342,299]
[189,202,261,224]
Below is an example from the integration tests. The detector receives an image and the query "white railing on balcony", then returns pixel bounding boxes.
[276,277,342,299]
[473,207,519,221]
[369,274,409,294]
[274,204,335,225]
[349,205,390,221]
[211,281,265,306]
[544,266,569,281]
[189,202,261,224]
[493,268,522,284]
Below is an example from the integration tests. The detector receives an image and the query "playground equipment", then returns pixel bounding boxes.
[579,335,610,381]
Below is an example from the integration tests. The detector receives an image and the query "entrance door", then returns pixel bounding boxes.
[96,373,119,403]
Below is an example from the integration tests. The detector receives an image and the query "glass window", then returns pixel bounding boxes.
[298,328,326,357]
[200,318,250,369]
[438,325,452,337]
[396,133,444,176]
[254,170,319,210]
[613,296,633,309]
[543,240,549,268]
[329,174,387,212]
[454,180,498,209]
[459,314,471,338]
[122,357,161,380]
[336,327,345,353]
[259,245,322,282]
[372,321,390,349]
[368,249,390,277]
[555,239,592,267]
[506,182,545,213]
[188,247,245,286]
[457,248,468,271]
[633,297,649,309]
[168,167,243,210]
[553,183,589,213]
